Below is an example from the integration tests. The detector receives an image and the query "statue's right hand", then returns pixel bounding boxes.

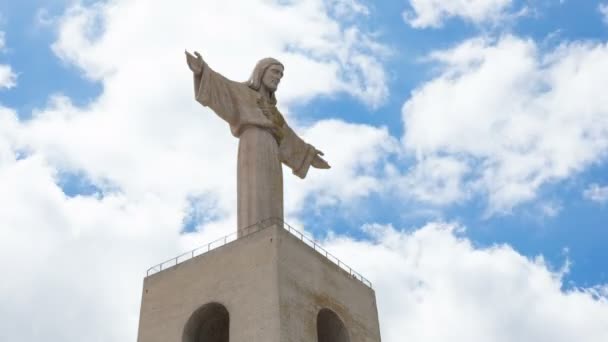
[186,50,204,75]
[311,150,330,169]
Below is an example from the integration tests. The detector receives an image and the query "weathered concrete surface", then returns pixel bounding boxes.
[137,226,280,341]
[276,227,381,342]
[137,225,381,341]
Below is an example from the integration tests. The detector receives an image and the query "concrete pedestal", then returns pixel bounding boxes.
[137,224,381,342]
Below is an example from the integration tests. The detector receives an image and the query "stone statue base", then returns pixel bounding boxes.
[137,223,381,341]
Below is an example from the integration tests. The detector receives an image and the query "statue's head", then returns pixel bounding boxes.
[247,57,284,103]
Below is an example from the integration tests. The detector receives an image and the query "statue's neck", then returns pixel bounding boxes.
[259,85,275,104]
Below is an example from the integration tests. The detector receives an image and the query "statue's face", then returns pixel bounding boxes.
[262,64,284,92]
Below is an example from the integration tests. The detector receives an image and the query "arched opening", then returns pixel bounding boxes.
[182,302,229,342]
[317,308,350,342]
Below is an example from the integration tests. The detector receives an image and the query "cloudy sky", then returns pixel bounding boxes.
[1,0,608,340]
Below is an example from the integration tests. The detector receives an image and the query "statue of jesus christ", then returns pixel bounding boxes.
[186,51,330,235]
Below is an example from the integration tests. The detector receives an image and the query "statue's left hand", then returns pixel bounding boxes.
[311,150,330,169]
[186,50,204,75]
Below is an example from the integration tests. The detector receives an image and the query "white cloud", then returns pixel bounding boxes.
[403,0,516,28]
[583,183,608,203]
[51,0,388,107]
[0,1,394,340]
[325,222,608,342]
[284,119,399,211]
[599,3,608,25]
[13,0,392,210]
[0,31,5,51]
[0,31,16,89]
[328,0,370,18]
[539,200,562,218]
[0,146,201,341]
[397,155,471,205]
[402,36,608,213]
[0,64,16,89]
[2,0,608,339]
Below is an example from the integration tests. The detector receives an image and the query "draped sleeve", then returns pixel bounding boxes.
[193,62,241,127]
[279,124,318,179]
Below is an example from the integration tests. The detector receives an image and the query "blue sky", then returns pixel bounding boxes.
[300,0,608,289]
[1,0,608,341]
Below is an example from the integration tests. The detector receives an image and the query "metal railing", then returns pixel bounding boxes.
[146,217,372,288]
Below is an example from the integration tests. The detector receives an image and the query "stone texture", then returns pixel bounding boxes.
[137,224,381,341]
[277,228,381,341]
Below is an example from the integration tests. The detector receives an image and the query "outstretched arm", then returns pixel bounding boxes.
[185,50,239,126]
[279,124,330,178]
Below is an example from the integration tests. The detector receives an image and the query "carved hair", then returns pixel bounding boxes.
[246,57,284,104]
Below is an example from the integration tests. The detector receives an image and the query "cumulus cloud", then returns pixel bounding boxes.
[538,200,562,218]
[11,0,392,215]
[0,65,16,89]
[0,31,16,89]
[325,222,608,341]
[0,31,5,51]
[0,129,205,341]
[402,35,608,213]
[398,155,471,205]
[3,0,608,340]
[51,0,388,107]
[0,1,394,340]
[327,0,370,18]
[583,183,608,203]
[600,3,608,25]
[403,0,517,28]
[284,119,399,211]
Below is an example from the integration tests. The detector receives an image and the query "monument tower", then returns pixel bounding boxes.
[136,52,382,342]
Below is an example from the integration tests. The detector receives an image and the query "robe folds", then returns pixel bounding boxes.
[194,62,318,232]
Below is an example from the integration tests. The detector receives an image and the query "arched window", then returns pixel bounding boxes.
[182,302,229,342]
[317,308,350,342]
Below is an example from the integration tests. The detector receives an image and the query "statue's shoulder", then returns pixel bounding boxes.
[239,84,261,100]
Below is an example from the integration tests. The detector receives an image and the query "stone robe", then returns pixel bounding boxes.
[193,62,318,233]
